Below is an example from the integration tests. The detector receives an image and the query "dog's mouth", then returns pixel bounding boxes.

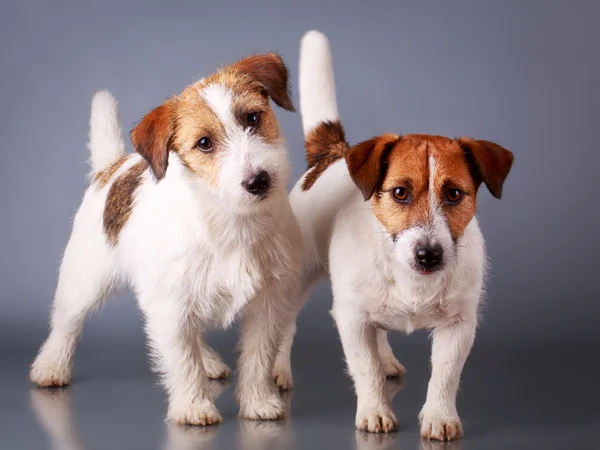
[413,262,445,275]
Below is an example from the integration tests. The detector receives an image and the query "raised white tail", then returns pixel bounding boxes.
[299,30,339,135]
[88,90,126,174]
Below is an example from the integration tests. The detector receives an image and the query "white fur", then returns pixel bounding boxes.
[31,89,303,426]
[273,31,486,438]
[88,90,126,174]
[299,30,339,134]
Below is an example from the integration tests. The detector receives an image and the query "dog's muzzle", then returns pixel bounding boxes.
[414,242,444,274]
[241,170,271,198]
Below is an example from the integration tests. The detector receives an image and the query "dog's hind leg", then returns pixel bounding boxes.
[376,330,406,378]
[272,276,321,391]
[201,342,231,380]
[30,194,117,387]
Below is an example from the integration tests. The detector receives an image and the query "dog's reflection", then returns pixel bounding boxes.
[237,390,294,450]
[30,387,86,450]
[419,438,463,450]
[30,380,232,450]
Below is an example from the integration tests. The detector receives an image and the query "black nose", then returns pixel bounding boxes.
[415,243,444,268]
[242,170,271,196]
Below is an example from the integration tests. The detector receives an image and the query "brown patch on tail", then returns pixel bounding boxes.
[301,120,348,191]
[103,160,147,245]
[94,156,128,188]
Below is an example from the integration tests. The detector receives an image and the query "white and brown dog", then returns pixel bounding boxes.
[30,54,302,425]
[272,32,514,440]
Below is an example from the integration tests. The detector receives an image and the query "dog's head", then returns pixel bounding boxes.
[130,53,294,210]
[346,134,513,276]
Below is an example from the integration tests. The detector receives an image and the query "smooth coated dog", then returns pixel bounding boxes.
[272,31,514,440]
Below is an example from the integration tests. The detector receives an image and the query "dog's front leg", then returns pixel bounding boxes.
[333,305,398,433]
[419,317,476,441]
[237,288,290,420]
[142,302,221,426]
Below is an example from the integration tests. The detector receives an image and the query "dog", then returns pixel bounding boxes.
[272,31,514,440]
[30,53,302,425]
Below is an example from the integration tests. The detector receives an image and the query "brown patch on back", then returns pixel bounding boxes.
[93,156,128,188]
[103,160,147,245]
[302,120,348,191]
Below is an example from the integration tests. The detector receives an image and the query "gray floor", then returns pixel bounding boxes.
[1,292,598,450]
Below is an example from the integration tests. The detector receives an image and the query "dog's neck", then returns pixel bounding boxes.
[205,192,288,250]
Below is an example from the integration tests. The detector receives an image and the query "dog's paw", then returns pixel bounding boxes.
[204,359,231,380]
[380,355,406,379]
[30,354,72,387]
[272,366,294,391]
[169,399,222,426]
[238,393,286,421]
[419,413,463,441]
[356,407,398,433]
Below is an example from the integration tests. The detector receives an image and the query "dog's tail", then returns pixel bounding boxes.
[88,90,126,175]
[299,30,348,170]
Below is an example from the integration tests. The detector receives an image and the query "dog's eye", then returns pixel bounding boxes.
[245,112,261,128]
[445,188,463,204]
[196,137,213,152]
[392,187,409,203]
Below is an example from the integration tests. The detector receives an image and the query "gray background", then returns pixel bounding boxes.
[1,0,598,449]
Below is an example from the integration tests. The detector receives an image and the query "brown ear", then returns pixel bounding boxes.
[233,53,295,112]
[130,103,173,181]
[458,137,514,199]
[345,134,400,200]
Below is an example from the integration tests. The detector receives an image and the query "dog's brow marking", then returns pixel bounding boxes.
[202,83,235,132]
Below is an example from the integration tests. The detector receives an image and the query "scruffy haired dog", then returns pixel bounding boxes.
[272,32,514,440]
[30,54,302,425]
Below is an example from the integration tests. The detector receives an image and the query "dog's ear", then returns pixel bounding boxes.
[346,134,400,201]
[458,137,514,199]
[131,103,174,181]
[233,53,295,112]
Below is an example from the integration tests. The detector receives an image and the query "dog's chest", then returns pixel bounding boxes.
[186,231,292,327]
[368,276,460,333]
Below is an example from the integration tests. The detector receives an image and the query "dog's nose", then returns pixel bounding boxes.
[242,170,271,196]
[415,243,444,268]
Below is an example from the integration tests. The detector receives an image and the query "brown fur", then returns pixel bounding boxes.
[129,53,293,186]
[302,120,348,191]
[345,134,400,200]
[93,156,128,188]
[103,160,147,245]
[349,134,513,241]
[130,103,173,181]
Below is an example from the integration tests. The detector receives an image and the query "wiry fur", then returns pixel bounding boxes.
[88,90,126,175]
[30,54,302,426]
[273,31,512,441]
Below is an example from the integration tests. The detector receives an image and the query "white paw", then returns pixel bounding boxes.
[272,365,294,391]
[30,353,72,387]
[239,393,286,421]
[169,399,222,426]
[204,359,231,380]
[380,354,406,378]
[419,412,463,441]
[356,407,398,433]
